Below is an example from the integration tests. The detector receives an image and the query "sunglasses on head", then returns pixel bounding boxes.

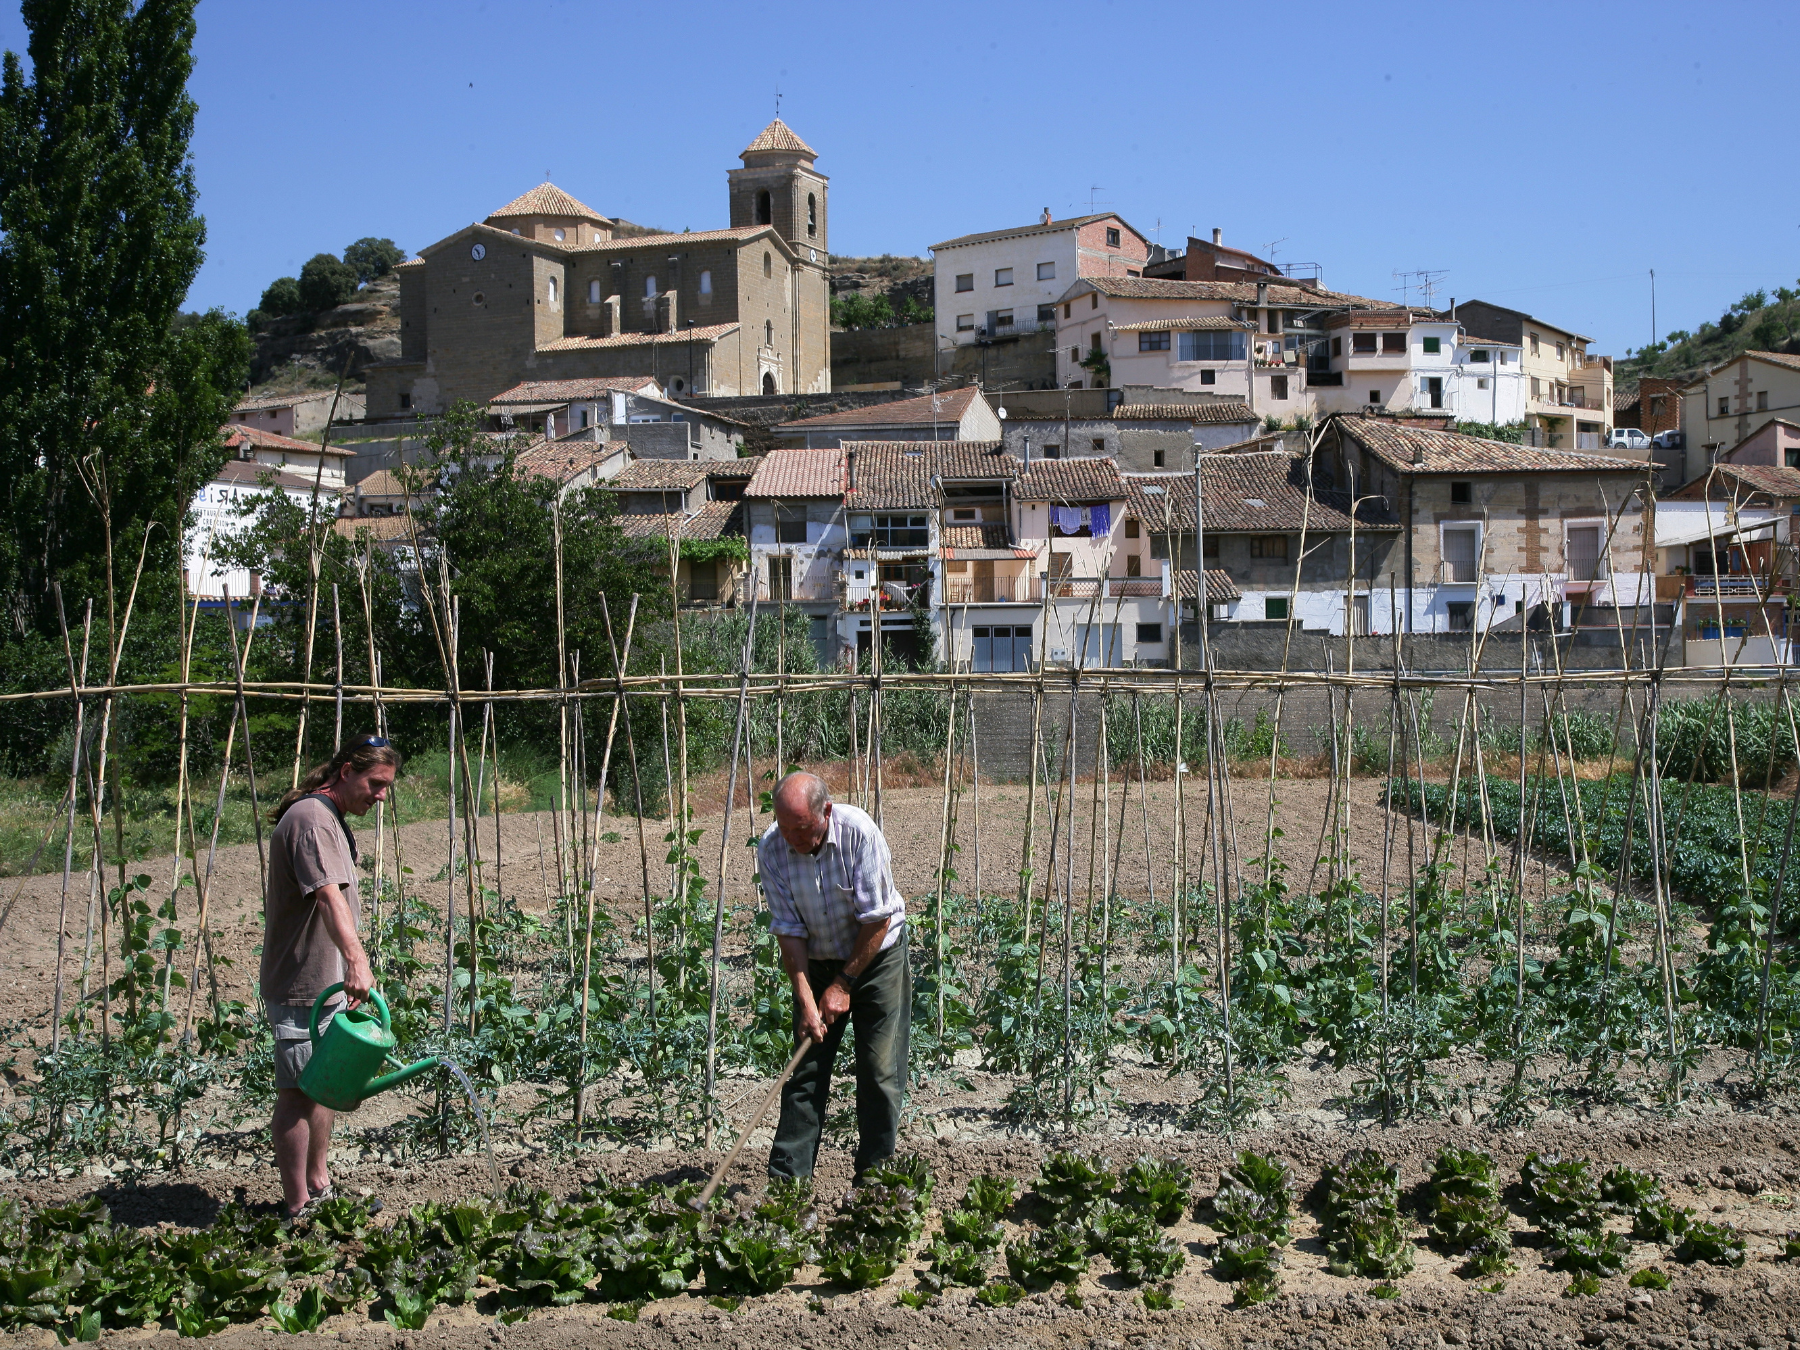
[352,735,391,748]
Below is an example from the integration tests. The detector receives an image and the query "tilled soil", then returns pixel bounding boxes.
[3,1115,1800,1350]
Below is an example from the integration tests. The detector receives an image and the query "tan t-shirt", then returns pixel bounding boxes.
[261,795,360,1005]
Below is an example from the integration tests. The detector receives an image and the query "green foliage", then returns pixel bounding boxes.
[1004,1221,1089,1290]
[1425,1149,1513,1277]
[974,1279,1024,1307]
[1629,1267,1672,1289]
[1034,1149,1115,1221]
[920,1237,989,1290]
[1117,1155,1193,1225]
[1140,1284,1180,1310]
[1211,1151,1293,1247]
[831,292,895,330]
[297,252,357,312]
[1675,1220,1746,1268]
[259,276,302,317]
[343,237,405,284]
[269,1285,329,1333]
[941,1208,1004,1250]
[1563,1272,1603,1298]
[1451,421,1526,444]
[699,1219,806,1296]
[1322,1150,1415,1281]
[816,1174,930,1290]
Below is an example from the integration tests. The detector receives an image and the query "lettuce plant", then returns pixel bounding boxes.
[1425,1148,1513,1277]
[1675,1221,1746,1268]
[964,1175,1019,1218]
[1034,1151,1115,1221]
[700,1220,807,1296]
[920,1237,990,1290]
[1322,1150,1415,1281]
[1005,1222,1089,1290]
[1117,1156,1193,1225]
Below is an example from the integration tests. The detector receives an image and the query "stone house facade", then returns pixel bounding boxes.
[228,389,365,439]
[365,120,832,417]
[1447,300,1614,449]
[1678,351,1800,485]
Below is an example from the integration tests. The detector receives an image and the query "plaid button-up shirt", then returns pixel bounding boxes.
[757,803,907,961]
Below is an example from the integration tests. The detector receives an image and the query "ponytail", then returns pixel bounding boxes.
[272,736,404,823]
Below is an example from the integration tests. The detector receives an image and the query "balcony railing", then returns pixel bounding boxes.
[1439,559,1479,584]
[1690,573,1775,599]
[943,578,1022,604]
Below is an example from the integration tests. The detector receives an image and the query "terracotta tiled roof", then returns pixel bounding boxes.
[1334,416,1646,474]
[333,515,413,542]
[1457,334,1520,348]
[486,183,609,222]
[616,500,741,541]
[704,460,758,478]
[514,439,628,484]
[779,387,983,430]
[1324,308,1437,329]
[742,118,818,158]
[210,458,325,492]
[1613,390,1641,414]
[1124,455,1398,534]
[1750,350,1800,373]
[1113,402,1257,424]
[1014,457,1127,503]
[607,460,711,491]
[843,441,1013,510]
[570,227,771,254]
[1075,276,1387,308]
[395,257,425,269]
[1172,569,1243,602]
[930,212,1121,253]
[536,324,738,351]
[231,389,343,413]
[1700,463,1800,499]
[1109,316,1255,333]
[352,470,422,498]
[223,424,352,455]
[941,523,1014,550]
[744,448,846,498]
[489,376,662,403]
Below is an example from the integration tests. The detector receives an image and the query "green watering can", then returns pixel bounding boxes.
[297,983,439,1111]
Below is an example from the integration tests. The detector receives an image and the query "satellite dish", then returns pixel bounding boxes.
[996,407,1008,419]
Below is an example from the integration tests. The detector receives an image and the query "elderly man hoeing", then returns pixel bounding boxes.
[758,770,910,1181]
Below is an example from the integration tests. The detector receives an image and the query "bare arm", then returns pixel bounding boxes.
[312,882,373,1007]
[777,934,825,1044]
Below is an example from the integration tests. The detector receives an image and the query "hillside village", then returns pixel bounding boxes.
[205,116,1800,674]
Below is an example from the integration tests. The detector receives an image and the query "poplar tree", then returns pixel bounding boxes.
[0,0,247,637]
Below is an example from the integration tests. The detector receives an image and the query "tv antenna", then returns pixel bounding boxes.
[1392,268,1449,309]
[1265,237,1289,260]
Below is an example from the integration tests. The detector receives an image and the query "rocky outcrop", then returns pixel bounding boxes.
[249,273,402,386]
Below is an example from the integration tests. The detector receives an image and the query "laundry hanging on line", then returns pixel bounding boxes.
[1053,506,1085,535]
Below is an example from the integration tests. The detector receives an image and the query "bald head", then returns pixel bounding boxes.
[773,771,832,854]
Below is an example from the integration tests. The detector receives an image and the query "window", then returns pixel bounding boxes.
[1105,227,1121,247]
[994,267,1013,287]
[1381,332,1405,354]
[1092,438,1105,453]
[1649,395,1665,415]
[1529,332,1540,356]
[1532,376,1542,397]
[1265,597,1289,620]
[547,276,558,305]
[645,275,657,297]
[807,193,817,236]
[1567,524,1601,581]
[1200,369,1216,385]
[763,252,772,278]
[848,513,928,547]
[1469,348,1489,363]
[699,270,712,295]
[1136,622,1163,644]
[1037,261,1056,281]
[553,228,565,241]
[1332,336,1343,357]
[1353,332,1378,354]
[1091,332,1103,352]
[1270,374,1289,400]
[1446,601,1474,632]
[994,309,1013,327]
[1064,303,1071,319]
[1139,331,1171,351]
[1442,525,1479,581]
[1124,518,1140,538]
[1178,330,1247,361]
[1555,342,1565,360]
[1268,309,1282,334]
[1043,443,1061,458]
[955,273,974,293]
[1718,396,1730,416]
[776,506,808,544]
[1422,336,1441,354]
[1203,535,1220,558]
[1037,304,1055,324]
[1424,376,1443,409]
[1069,346,1080,363]
[587,279,601,303]
[765,320,774,346]
[1759,390,1769,411]
[1477,377,1490,389]
[756,189,772,225]
[1367,389,1381,404]
[1498,351,1508,364]
[1251,535,1289,560]
[951,507,978,521]
[1126,554,1141,579]
[1091,293,1098,310]
[1153,449,1165,466]
[1788,448,1800,469]
[1450,481,1472,505]
[957,314,975,331]
[398,391,412,410]
[768,556,791,600]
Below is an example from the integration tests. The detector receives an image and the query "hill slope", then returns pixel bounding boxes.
[1614,282,1800,397]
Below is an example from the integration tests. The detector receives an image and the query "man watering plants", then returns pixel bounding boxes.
[262,734,403,1218]
[759,770,910,1182]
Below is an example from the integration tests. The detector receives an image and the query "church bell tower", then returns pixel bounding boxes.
[728,118,827,259]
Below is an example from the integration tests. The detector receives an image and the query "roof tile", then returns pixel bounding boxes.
[1113,402,1257,424]
[536,323,738,351]
[843,441,1013,510]
[514,439,629,484]
[744,448,846,498]
[1077,275,1388,308]
[930,212,1119,253]
[486,183,609,222]
[1014,457,1127,502]
[223,424,353,455]
[779,387,983,430]
[616,500,740,540]
[742,118,818,158]
[1124,454,1398,533]
[489,376,662,402]
[1334,415,1647,474]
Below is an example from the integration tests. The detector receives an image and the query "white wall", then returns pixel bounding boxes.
[935,230,1078,348]
[186,481,322,601]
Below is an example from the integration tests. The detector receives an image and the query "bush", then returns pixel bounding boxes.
[297,252,357,312]
[259,275,302,317]
[344,237,405,284]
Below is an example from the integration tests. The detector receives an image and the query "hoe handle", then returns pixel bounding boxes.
[694,1037,814,1209]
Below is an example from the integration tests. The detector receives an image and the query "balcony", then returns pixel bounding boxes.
[1689,573,1775,599]
[1438,559,1479,584]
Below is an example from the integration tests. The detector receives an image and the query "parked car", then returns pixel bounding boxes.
[1652,429,1685,450]
[1606,428,1652,451]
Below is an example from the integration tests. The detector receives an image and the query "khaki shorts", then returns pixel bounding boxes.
[269,999,340,1092]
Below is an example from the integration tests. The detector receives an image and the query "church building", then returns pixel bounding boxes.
[365,119,832,416]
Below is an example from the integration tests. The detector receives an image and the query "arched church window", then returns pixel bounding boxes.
[765,320,774,347]
[807,194,817,237]
[645,275,658,298]
[756,189,772,225]
[763,253,772,278]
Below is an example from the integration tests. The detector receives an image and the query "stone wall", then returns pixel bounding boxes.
[829,325,1057,392]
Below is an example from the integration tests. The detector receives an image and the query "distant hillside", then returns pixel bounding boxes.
[1615,281,1800,397]
[248,272,400,391]
[828,254,933,328]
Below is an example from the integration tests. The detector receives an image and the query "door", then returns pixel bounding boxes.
[1011,626,1034,671]
[1077,623,1122,668]
[1351,594,1369,635]
[768,557,792,602]
[973,626,995,672]
[1426,377,1444,409]
[1567,525,1601,581]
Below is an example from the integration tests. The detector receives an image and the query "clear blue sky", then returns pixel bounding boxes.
[4,0,1795,359]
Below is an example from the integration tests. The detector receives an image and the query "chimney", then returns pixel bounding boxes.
[600,293,620,337]
[1041,207,1052,226]
[1212,227,1223,246]
[1256,281,1268,309]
